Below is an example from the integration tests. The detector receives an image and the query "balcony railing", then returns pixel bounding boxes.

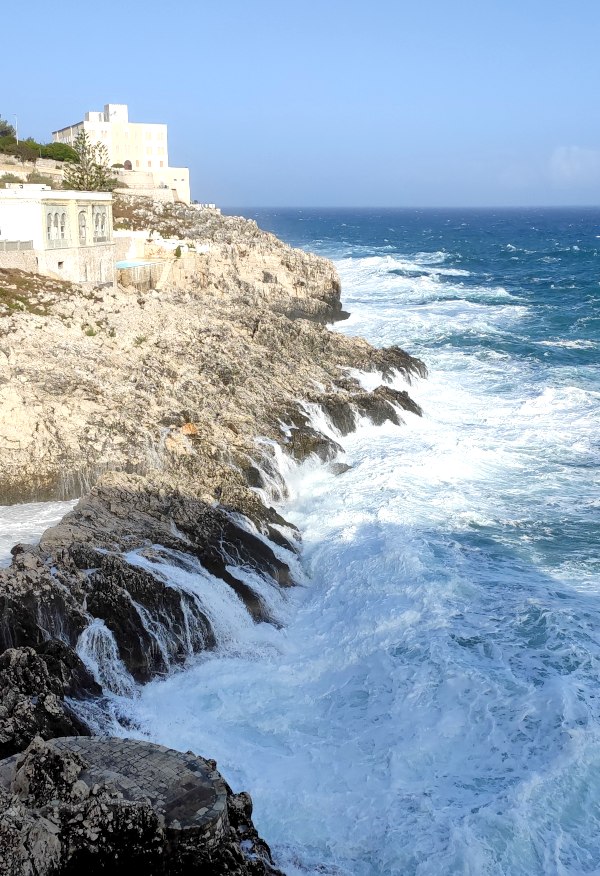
[93,235,110,243]
[47,238,72,249]
[0,240,33,252]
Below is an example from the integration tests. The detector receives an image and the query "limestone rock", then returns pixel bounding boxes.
[0,647,94,759]
[0,738,282,875]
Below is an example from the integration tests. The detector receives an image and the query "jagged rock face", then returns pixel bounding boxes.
[0,479,295,692]
[0,199,424,506]
[0,647,95,758]
[0,197,428,874]
[0,739,283,876]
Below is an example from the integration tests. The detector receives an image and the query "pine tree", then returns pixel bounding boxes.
[63,131,113,191]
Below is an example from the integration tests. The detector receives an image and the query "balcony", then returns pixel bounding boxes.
[47,238,72,250]
[0,240,33,252]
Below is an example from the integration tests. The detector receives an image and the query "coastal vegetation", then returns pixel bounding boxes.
[63,131,120,191]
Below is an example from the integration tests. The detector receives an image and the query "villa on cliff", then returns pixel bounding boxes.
[53,103,191,204]
[0,184,115,285]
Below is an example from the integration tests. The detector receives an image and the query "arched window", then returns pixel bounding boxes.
[94,211,100,238]
[124,159,132,170]
[47,213,52,241]
[100,212,106,237]
[78,211,87,244]
[53,213,59,241]
[60,213,66,240]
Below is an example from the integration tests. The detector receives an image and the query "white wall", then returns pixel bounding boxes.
[0,200,44,247]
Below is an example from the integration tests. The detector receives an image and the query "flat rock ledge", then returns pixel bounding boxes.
[0,736,282,875]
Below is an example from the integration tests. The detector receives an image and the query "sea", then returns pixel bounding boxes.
[2,208,600,875]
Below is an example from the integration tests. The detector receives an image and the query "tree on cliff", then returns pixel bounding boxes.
[63,131,115,191]
[0,117,16,139]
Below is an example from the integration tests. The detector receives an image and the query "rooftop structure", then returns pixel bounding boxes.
[52,103,190,203]
[53,103,169,171]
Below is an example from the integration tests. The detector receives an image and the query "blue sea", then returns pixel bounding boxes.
[4,208,600,874]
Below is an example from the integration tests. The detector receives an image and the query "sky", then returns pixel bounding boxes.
[2,0,600,207]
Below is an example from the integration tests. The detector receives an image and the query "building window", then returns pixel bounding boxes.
[53,213,60,241]
[93,206,108,242]
[160,161,164,168]
[148,161,152,168]
[136,160,140,168]
[47,213,52,241]
[60,213,66,239]
[78,211,87,244]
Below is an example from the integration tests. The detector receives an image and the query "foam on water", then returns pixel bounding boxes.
[123,220,599,875]
[2,209,599,874]
[0,499,76,567]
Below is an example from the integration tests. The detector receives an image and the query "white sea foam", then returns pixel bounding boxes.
[1,244,598,874]
[537,339,597,349]
[0,499,77,567]
[123,246,599,874]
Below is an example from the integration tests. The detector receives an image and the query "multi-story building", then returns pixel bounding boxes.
[0,184,115,285]
[52,104,190,203]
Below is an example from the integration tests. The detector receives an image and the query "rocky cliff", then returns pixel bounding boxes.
[0,198,426,872]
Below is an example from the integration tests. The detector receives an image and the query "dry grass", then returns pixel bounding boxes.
[0,268,74,317]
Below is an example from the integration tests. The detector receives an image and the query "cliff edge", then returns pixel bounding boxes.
[0,199,426,873]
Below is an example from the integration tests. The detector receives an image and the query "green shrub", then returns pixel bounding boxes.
[26,171,57,188]
[0,172,24,184]
[40,142,79,163]
[0,118,16,139]
[0,135,17,154]
[8,142,40,164]
[174,245,182,259]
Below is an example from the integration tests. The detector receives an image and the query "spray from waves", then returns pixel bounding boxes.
[3,228,599,873]
[88,237,600,876]
[76,619,136,698]
[0,499,77,567]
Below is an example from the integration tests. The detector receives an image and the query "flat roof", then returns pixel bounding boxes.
[0,188,113,202]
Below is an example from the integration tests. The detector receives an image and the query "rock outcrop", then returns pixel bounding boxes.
[0,198,427,872]
[0,199,424,506]
[0,737,283,875]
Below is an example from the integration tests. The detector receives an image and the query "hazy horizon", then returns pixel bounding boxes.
[3,0,600,208]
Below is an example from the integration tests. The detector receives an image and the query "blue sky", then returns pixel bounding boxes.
[3,0,600,206]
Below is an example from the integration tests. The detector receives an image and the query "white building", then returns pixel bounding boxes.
[52,103,191,204]
[0,184,115,285]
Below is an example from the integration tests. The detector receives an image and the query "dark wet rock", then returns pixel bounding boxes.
[0,738,283,876]
[86,555,215,681]
[286,424,343,463]
[0,481,293,692]
[34,640,101,700]
[373,384,423,417]
[0,648,92,759]
[314,385,422,436]
[328,462,352,476]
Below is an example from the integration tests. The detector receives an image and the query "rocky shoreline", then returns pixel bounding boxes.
[0,199,425,873]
